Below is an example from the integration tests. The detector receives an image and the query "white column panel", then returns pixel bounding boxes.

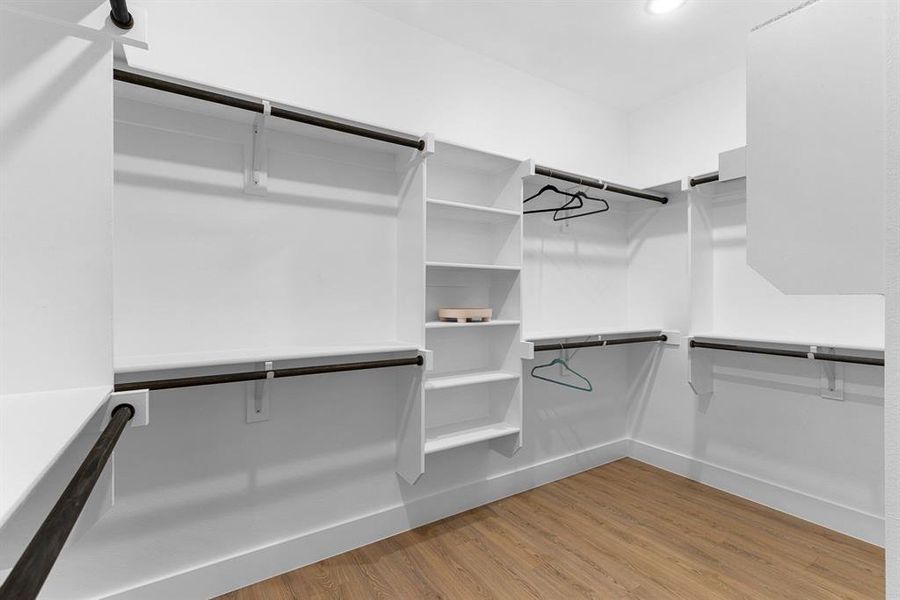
[747,0,884,294]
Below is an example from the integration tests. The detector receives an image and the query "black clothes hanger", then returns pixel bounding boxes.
[523,184,584,214]
[552,191,610,221]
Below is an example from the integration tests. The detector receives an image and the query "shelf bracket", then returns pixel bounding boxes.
[688,338,714,406]
[813,346,844,400]
[105,389,149,428]
[244,100,270,195]
[246,360,273,423]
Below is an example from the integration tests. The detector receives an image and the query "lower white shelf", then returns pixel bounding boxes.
[424,420,520,454]
[425,370,520,390]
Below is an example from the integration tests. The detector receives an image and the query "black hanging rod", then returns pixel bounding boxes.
[113,69,426,151]
[689,171,720,187]
[689,340,884,367]
[115,355,425,392]
[533,165,668,205]
[0,404,135,600]
[109,0,133,29]
[533,334,668,353]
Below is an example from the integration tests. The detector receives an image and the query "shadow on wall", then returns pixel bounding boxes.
[0,7,109,157]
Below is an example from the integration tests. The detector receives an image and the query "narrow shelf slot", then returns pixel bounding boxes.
[424,420,520,454]
[425,370,520,390]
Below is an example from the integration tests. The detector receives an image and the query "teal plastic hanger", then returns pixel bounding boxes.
[530,357,593,392]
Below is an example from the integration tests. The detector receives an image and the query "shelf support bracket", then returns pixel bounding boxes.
[246,361,273,423]
[813,346,844,400]
[688,338,714,407]
[245,100,270,195]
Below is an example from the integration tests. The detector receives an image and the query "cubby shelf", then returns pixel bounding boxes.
[424,421,521,454]
[426,261,521,272]
[427,198,521,222]
[426,320,520,329]
[425,370,520,391]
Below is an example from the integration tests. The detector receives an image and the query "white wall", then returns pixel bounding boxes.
[626,184,885,545]
[884,0,900,595]
[124,0,629,182]
[627,67,746,188]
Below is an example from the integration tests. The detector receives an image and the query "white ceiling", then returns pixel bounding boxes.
[360,0,800,112]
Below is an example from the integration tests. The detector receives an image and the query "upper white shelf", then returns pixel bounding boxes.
[690,332,884,354]
[427,198,520,223]
[115,341,420,373]
[0,385,111,527]
[525,327,662,342]
[425,261,521,272]
[426,320,520,330]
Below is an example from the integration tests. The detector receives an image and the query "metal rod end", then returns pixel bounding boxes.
[113,403,136,420]
[415,355,425,366]
[109,9,134,30]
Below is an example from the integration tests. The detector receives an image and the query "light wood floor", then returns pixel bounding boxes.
[218,458,884,599]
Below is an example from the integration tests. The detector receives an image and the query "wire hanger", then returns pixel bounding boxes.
[552,189,610,221]
[523,184,584,215]
[523,184,610,221]
[530,345,593,392]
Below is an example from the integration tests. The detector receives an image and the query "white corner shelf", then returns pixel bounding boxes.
[427,198,521,223]
[0,385,112,526]
[426,261,521,272]
[115,341,421,374]
[425,370,520,391]
[424,420,520,454]
[426,319,520,330]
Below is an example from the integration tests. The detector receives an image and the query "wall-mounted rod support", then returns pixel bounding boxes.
[689,340,884,367]
[534,165,668,204]
[0,404,135,600]
[108,0,133,29]
[533,334,668,353]
[113,69,426,151]
[115,355,425,392]
[689,171,720,187]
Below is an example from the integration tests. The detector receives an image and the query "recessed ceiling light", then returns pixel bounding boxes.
[646,0,686,15]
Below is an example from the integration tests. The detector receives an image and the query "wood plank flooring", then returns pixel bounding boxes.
[217,458,884,599]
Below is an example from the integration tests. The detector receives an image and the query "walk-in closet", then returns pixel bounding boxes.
[1,1,897,598]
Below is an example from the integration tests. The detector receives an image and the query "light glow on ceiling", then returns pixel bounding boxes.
[646,0,687,15]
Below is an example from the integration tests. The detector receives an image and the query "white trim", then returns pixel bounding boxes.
[100,439,630,599]
[628,439,885,547]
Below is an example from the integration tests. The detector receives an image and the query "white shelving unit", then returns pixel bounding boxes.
[397,142,530,483]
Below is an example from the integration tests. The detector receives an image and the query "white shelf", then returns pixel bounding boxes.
[424,420,520,454]
[0,385,112,526]
[426,261,521,272]
[427,198,520,223]
[426,320,520,329]
[690,332,884,354]
[525,327,662,342]
[425,370,520,391]
[115,341,420,373]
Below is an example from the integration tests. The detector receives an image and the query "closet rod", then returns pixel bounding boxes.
[0,404,135,600]
[533,334,668,352]
[108,0,132,29]
[533,165,668,204]
[113,69,426,151]
[115,355,425,392]
[689,340,884,366]
[689,171,720,187]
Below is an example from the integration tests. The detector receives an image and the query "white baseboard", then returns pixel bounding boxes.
[628,439,885,547]
[104,438,630,599]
